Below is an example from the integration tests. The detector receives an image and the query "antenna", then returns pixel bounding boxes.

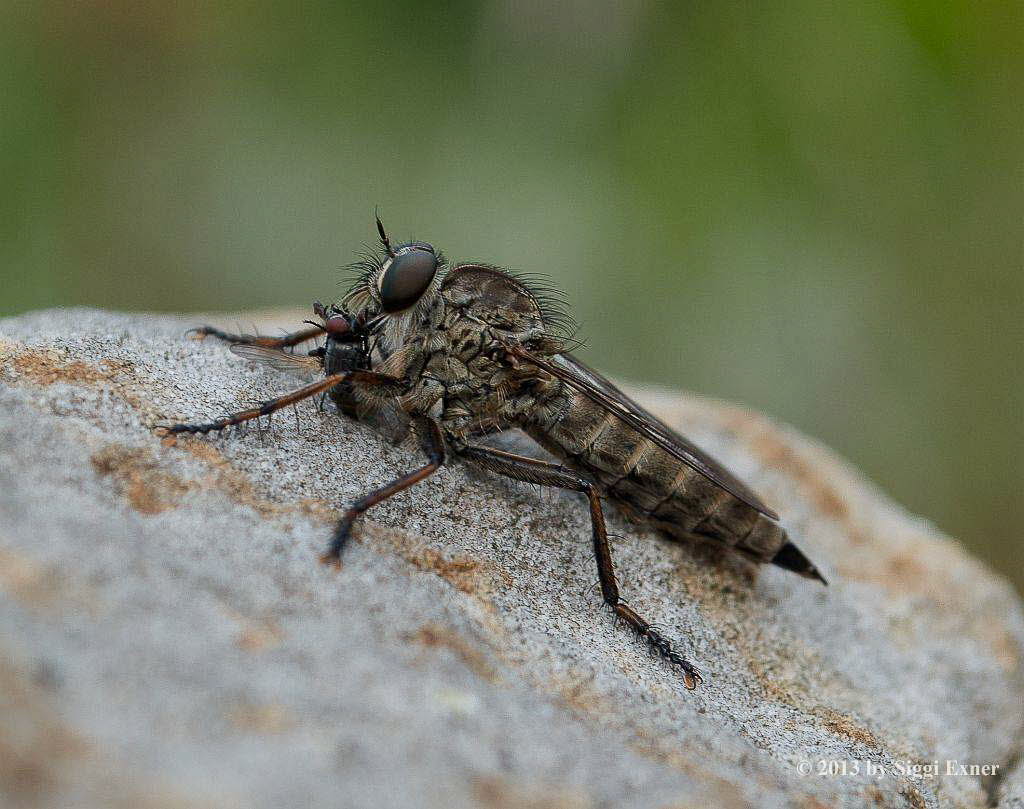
[375,209,394,258]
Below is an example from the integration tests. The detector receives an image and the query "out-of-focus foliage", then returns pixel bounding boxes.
[2,1,1021,590]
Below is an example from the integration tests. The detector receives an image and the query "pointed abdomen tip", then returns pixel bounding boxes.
[771,541,828,585]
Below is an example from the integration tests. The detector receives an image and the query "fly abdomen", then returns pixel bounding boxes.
[525,382,820,577]
[528,385,740,531]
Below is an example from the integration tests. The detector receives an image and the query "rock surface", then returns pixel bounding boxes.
[1,307,1022,809]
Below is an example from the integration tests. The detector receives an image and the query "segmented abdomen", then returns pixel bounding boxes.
[524,385,787,561]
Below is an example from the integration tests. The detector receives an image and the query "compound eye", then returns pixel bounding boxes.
[379,248,438,313]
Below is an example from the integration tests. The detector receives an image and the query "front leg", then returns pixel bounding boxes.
[458,444,702,689]
[321,418,447,565]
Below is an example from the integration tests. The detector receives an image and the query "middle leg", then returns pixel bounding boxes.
[321,418,447,565]
[458,444,702,688]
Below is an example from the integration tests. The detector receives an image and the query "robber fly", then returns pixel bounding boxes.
[157,217,827,689]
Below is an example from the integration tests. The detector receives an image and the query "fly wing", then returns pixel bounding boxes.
[229,344,323,379]
[509,347,779,520]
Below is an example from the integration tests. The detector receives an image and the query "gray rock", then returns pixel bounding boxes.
[1,307,1022,809]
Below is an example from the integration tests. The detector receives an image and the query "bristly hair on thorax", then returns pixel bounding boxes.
[337,244,579,351]
[501,269,578,343]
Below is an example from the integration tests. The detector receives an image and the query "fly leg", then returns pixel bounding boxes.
[155,373,350,436]
[155,370,404,436]
[458,444,702,689]
[320,418,447,566]
[187,324,325,349]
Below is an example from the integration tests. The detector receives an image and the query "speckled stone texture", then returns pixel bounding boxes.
[1,308,1022,809]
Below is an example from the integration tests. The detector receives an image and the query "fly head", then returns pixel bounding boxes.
[339,216,449,358]
[311,301,372,375]
[374,215,441,315]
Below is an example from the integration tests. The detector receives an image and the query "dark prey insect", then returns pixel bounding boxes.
[157,217,827,689]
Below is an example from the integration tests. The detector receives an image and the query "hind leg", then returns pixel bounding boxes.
[458,444,702,689]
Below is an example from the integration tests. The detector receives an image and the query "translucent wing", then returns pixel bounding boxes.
[509,347,779,519]
[229,344,323,378]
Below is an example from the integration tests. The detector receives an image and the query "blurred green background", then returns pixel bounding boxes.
[2,1,1021,591]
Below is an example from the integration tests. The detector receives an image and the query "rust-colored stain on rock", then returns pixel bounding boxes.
[817,707,879,748]
[0,548,97,615]
[414,547,483,594]
[407,623,500,683]
[4,345,118,387]
[0,659,89,805]
[225,702,296,734]
[227,611,284,653]
[175,438,336,524]
[91,437,337,528]
[0,659,205,809]
[91,445,196,515]
[471,774,592,809]
[2,342,143,410]
[366,525,498,598]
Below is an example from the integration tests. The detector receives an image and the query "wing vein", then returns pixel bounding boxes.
[507,346,779,519]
